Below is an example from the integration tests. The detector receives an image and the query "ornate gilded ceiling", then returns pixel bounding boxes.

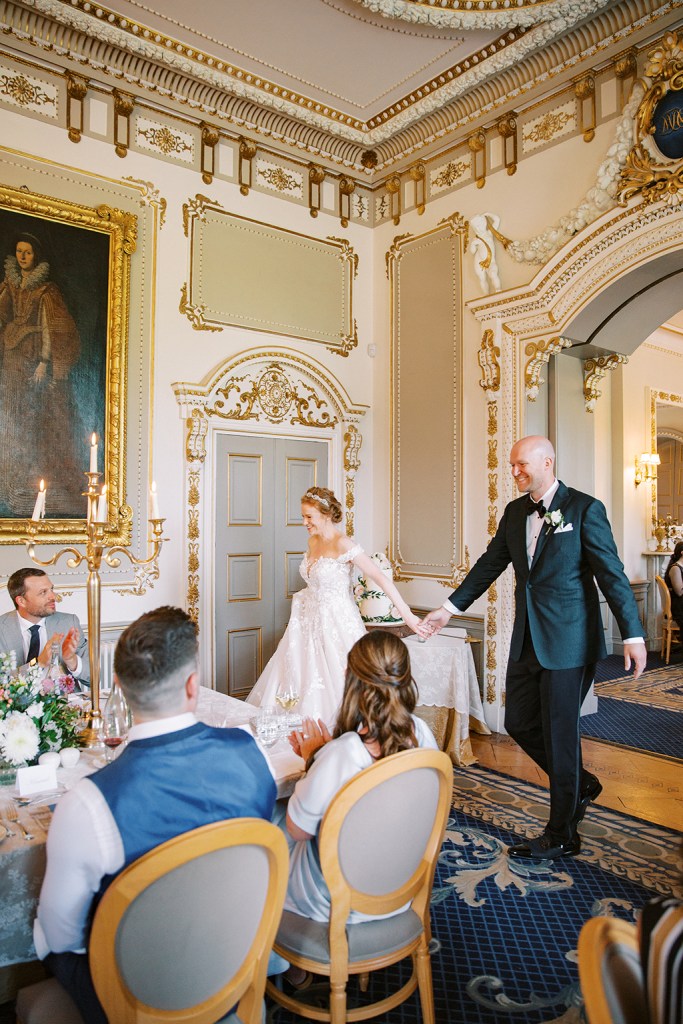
[0,0,679,174]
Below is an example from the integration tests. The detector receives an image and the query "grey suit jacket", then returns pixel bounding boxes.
[448,481,644,670]
[0,609,90,683]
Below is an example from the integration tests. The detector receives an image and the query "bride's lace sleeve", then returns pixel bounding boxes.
[340,543,363,563]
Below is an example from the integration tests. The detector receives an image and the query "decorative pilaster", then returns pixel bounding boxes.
[113,89,135,157]
[66,73,87,143]
[343,424,362,538]
[200,123,220,185]
[497,114,518,176]
[575,75,596,142]
[478,330,501,396]
[238,137,257,195]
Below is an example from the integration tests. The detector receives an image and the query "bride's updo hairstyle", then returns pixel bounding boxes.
[301,486,343,524]
[334,631,418,759]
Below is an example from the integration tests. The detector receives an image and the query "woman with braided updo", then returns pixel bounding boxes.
[246,486,426,727]
[282,630,438,925]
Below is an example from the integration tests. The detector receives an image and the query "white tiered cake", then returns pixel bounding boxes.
[354,552,404,624]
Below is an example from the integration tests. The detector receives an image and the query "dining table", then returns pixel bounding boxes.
[404,630,491,766]
[0,687,303,1002]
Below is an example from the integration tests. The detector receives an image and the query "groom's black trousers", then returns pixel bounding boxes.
[504,626,595,841]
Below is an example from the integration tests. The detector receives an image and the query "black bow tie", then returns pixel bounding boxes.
[526,497,546,518]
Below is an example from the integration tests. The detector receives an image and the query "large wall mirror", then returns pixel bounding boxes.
[652,390,683,527]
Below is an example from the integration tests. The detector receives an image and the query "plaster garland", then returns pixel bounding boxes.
[351,0,619,32]
[505,82,644,265]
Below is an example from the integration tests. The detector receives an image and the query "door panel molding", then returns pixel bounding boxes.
[173,346,367,690]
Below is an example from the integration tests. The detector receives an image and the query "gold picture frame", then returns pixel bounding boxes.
[0,183,135,545]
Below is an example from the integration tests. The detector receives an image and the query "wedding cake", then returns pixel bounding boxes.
[354,552,404,624]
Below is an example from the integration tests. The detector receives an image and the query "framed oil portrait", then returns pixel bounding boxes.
[0,184,136,545]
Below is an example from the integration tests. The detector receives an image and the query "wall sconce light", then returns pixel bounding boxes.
[634,452,660,486]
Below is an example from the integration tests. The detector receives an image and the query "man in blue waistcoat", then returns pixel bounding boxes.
[423,436,646,860]
[33,605,277,1022]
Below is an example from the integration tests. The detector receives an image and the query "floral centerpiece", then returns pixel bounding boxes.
[0,652,80,771]
[354,552,404,625]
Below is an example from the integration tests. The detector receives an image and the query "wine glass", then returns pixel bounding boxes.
[275,687,301,732]
[254,708,280,749]
[101,682,131,761]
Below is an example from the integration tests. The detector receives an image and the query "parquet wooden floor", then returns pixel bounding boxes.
[471,732,683,834]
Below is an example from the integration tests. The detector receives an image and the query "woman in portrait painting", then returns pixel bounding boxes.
[0,232,84,517]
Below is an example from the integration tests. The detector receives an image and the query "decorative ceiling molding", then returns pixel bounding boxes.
[1,0,677,173]
[350,0,617,31]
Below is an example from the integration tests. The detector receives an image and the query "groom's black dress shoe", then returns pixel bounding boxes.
[572,774,603,827]
[507,832,581,860]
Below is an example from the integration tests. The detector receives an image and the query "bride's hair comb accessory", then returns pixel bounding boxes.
[303,491,330,508]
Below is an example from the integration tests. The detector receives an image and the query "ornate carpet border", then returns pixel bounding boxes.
[594,666,683,712]
[451,765,682,899]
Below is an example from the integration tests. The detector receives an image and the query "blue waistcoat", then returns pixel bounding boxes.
[90,723,276,872]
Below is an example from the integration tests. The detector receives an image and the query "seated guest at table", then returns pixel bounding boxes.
[283,630,438,930]
[33,605,277,1024]
[0,567,89,685]
[664,541,683,630]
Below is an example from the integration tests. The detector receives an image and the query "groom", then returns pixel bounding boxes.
[424,436,646,859]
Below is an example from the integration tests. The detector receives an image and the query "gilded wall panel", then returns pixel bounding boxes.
[184,200,357,355]
[388,216,467,583]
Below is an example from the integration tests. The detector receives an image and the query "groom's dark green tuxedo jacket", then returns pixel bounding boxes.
[449,481,644,669]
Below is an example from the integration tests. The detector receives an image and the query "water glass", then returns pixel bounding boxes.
[255,709,280,748]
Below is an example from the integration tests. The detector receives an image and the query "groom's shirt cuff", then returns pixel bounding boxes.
[442,599,462,615]
[624,637,645,644]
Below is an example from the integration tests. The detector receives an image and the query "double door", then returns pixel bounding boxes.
[214,433,328,697]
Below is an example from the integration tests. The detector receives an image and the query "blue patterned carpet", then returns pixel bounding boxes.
[580,696,683,759]
[583,655,683,760]
[270,766,681,1024]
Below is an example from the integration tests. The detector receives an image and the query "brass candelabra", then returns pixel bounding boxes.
[21,470,167,746]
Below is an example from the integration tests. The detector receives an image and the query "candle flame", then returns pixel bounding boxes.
[39,479,45,492]
[91,433,97,445]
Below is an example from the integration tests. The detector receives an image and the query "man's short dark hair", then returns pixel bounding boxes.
[7,568,48,607]
[114,606,198,713]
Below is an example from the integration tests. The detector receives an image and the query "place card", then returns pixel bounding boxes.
[17,762,58,796]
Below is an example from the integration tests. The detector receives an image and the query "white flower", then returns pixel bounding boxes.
[544,509,565,530]
[26,701,44,719]
[1,711,40,766]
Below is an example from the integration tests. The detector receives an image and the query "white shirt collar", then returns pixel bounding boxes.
[17,611,44,635]
[128,712,197,741]
[538,479,559,507]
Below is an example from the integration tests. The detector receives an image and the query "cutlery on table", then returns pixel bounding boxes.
[1,802,34,841]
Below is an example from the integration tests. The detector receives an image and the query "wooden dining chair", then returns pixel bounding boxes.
[655,575,681,664]
[16,817,288,1024]
[266,747,453,1024]
[578,916,647,1024]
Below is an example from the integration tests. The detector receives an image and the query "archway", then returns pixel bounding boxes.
[467,198,683,731]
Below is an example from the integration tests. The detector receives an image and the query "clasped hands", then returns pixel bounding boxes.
[288,716,331,762]
[36,627,80,673]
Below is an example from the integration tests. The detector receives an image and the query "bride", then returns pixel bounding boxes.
[245,486,425,727]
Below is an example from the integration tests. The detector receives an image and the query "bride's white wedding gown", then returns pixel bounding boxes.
[245,544,365,726]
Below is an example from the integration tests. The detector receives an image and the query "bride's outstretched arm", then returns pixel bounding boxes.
[352,550,428,637]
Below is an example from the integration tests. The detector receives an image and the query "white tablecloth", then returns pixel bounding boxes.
[403,633,490,766]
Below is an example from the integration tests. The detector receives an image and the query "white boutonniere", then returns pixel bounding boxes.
[544,509,565,533]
